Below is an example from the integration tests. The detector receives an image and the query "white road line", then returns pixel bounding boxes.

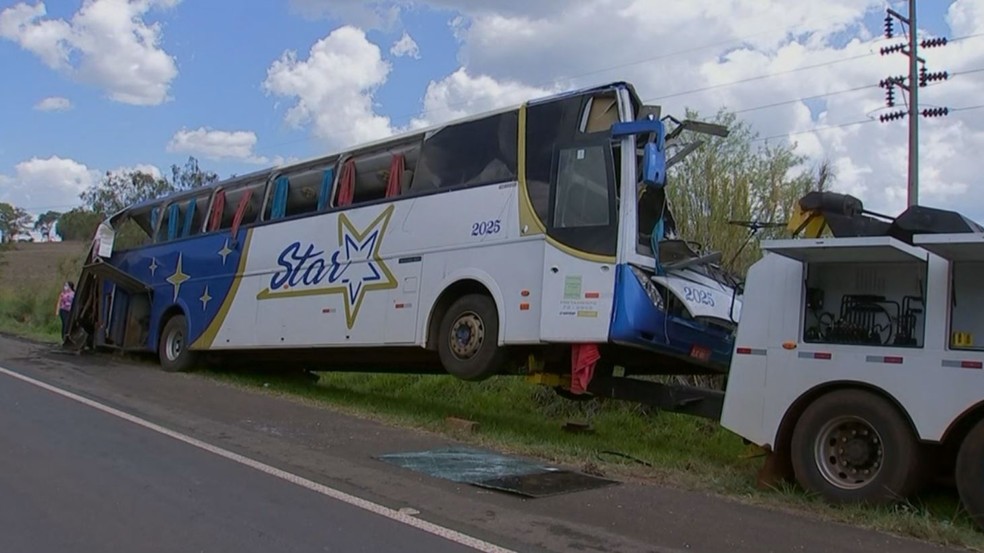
[0,366,517,553]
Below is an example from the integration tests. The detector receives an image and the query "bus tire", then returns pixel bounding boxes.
[437,293,505,382]
[159,314,198,372]
[955,418,984,530]
[790,389,922,505]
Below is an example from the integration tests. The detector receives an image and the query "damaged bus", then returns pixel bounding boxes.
[66,81,741,394]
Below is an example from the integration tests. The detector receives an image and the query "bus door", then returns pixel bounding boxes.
[539,139,620,342]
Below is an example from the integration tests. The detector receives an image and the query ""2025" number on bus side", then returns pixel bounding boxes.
[471,219,501,236]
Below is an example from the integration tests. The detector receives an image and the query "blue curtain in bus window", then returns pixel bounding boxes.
[272,176,289,219]
[181,200,197,237]
[166,203,181,241]
[317,168,334,211]
[151,206,160,235]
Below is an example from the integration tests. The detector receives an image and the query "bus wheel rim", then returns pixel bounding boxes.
[449,311,484,360]
[166,328,184,361]
[814,415,883,490]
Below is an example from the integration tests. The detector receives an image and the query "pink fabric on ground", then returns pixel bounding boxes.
[570,343,601,394]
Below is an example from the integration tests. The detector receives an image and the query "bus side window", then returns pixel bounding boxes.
[265,168,330,220]
[156,193,211,241]
[410,113,517,192]
[336,140,420,207]
[220,181,265,229]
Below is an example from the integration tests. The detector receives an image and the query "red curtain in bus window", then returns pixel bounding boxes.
[385,153,405,198]
[336,159,356,207]
[208,190,226,232]
[230,188,253,238]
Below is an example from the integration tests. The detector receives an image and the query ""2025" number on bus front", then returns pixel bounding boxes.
[471,219,501,236]
[683,286,715,307]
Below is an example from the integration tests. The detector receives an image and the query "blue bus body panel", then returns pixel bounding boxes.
[609,265,733,370]
[106,230,247,352]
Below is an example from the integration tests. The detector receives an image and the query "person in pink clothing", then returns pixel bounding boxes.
[56,281,75,340]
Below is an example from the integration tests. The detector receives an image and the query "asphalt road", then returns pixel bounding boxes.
[0,368,482,553]
[0,334,967,553]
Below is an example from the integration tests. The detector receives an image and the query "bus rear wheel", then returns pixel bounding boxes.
[437,294,505,382]
[790,389,923,505]
[159,314,198,372]
[955,418,984,530]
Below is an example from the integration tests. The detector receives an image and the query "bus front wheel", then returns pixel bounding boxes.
[437,294,505,382]
[790,388,923,505]
[159,314,198,372]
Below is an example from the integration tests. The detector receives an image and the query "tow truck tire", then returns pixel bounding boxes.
[437,294,505,382]
[790,389,923,505]
[955,418,984,530]
[159,314,198,373]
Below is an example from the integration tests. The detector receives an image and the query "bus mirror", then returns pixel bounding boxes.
[642,141,666,188]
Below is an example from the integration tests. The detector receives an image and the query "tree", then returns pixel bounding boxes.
[170,156,218,190]
[0,202,33,243]
[34,210,61,241]
[665,108,833,276]
[55,208,103,242]
[79,156,217,216]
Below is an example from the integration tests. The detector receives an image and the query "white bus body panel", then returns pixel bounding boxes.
[721,235,984,449]
[209,182,545,349]
[539,247,616,342]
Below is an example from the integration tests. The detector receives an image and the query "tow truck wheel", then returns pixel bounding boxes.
[790,389,923,505]
[955,418,984,530]
[437,294,505,382]
[159,314,198,373]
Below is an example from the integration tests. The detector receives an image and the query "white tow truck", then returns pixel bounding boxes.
[542,191,984,529]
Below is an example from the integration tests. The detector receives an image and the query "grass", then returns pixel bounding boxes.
[1,245,982,549]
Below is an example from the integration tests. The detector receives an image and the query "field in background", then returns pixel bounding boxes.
[0,241,88,339]
[0,241,980,549]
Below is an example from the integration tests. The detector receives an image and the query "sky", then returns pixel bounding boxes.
[0,0,982,226]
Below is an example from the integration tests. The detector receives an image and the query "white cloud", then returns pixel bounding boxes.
[408,68,554,128]
[0,156,99,213]
[34,96,72,111]
[167,127,268,164]
[390,31,419,59]
[0,0,180,106]
[262,25,393,149]
[275,1,984,223]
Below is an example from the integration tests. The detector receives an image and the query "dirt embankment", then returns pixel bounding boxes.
[0,241,88,290]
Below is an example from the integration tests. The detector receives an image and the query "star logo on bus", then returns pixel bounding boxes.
[255,205,397,329]
[331,207,398,327]
[166,254,190,302]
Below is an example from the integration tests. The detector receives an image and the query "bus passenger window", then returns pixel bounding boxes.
[265,169,325,220]
[220,182,265,229]
[553,146,612,228]
[411,112,516,192]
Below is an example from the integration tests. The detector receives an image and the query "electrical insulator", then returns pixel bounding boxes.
[880,43,905,55]
[885,87,895,107]
[921,107,950,118]
[925,70,949,84]
[885,14,894,38]
[921,37,948,48]
[879,110,907,122]
[919,66,928,87]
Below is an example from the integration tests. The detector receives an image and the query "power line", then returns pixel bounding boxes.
[734,84,876,114]
[753,119,877,143]
[645,52,876,101]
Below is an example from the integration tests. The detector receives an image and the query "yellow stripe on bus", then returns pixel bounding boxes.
[190,229,254,350]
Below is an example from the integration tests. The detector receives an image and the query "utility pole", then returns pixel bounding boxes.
[879,0,949,207]
[907,0,918,208]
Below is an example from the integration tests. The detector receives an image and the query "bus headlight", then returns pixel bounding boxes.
[629,266,664,310]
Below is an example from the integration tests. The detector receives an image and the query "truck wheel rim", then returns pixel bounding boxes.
[449,311,484,360]
[814,415,883,490]
[166,328,184,361]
